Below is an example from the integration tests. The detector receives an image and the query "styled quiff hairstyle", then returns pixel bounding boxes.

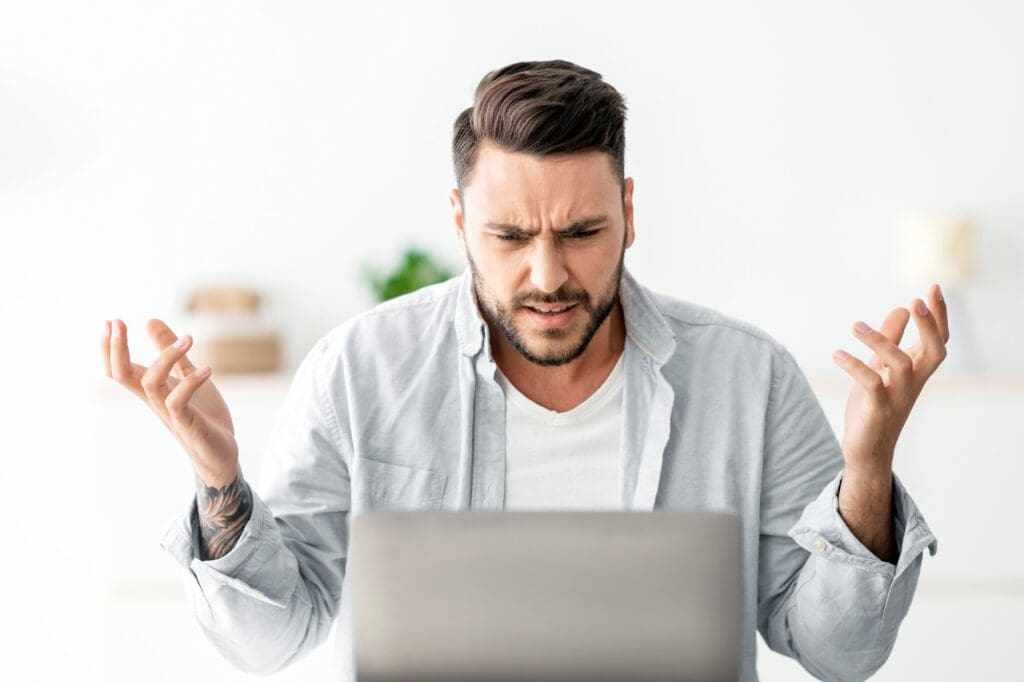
[452,59,628,206]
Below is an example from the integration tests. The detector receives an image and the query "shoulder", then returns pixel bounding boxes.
[638,285,811,422]
[314,275,462,363]
[644,285,787,360]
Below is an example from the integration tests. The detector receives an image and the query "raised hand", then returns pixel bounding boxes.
[831,283,950,476]
[102,318,239,486]
[829,283,950,562]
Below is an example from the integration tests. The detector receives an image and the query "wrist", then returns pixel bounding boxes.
[193,460,242,489]
[838,466,893,512]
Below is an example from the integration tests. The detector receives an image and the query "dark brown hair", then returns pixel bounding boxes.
[452,59,628,204]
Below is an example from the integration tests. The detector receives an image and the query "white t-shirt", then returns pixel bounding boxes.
[495,352,624,510]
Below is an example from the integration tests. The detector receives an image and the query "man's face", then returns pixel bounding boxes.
[449,140,635,367]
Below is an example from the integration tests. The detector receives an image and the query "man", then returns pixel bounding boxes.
[102,59,945,681]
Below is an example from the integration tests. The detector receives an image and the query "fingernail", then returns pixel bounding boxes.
[915,299,928,316]
[173,334,190,349]
[935,284,943,302]
[854,321,870,334]
[111,321,120,339]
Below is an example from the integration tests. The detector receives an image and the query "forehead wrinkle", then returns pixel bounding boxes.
[477,184,606,234]
[484,214,609,235]
[468,144,619,233]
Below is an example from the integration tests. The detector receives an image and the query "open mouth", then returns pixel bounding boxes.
[524,303,578,316]
[523,302,579,328]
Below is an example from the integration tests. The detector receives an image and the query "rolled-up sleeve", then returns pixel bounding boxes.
[158,333,352,675]
[757,345,938,682]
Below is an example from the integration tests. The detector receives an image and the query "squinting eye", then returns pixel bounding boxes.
[495,229,600,242]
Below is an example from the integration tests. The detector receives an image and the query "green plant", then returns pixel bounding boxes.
[361,248,457,303]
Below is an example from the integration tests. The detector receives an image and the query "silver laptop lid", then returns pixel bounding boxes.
[351,510,740,682]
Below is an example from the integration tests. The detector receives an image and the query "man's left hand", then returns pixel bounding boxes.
[832,283,951,476]
[830,283,950,562]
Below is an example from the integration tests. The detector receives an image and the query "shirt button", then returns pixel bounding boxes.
[813,537,828,552]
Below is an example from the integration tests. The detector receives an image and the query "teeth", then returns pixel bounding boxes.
[530,304,574,314]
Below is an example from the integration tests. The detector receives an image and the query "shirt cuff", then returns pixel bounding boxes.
[787,469,939,579]
[787,469,939,631]
[158,485,294,608]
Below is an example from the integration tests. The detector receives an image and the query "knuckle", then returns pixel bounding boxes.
[894,355,913,373]
[165,394,182,414]
[166,382,193,411]
[171,404,193,430]
[140,371,158,392]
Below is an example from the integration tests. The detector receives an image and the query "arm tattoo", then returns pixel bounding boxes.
[195,471,253,561]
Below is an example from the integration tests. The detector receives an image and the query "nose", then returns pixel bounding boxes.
[528,235,569,295]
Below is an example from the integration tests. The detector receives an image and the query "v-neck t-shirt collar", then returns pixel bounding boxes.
[495,351,626,425]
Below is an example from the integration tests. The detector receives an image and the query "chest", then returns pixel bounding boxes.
[345,344,765,516]
[502,379,623,510]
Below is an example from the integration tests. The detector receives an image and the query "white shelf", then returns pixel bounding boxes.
[90,371,295,404]
[807,372,1024,394]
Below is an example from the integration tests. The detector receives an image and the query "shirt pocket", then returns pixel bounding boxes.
[355,456,448,511]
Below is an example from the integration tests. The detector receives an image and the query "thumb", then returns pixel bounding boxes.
[146,317,199,377]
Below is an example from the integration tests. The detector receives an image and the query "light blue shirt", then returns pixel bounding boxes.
[159,264,938,681]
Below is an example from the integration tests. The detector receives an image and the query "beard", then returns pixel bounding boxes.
[467,246,625,367]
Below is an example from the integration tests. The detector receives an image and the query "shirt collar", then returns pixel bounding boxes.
[453,264,677,365]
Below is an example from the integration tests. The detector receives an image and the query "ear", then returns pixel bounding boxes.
[623,177,635,249]
[449,188,468,260]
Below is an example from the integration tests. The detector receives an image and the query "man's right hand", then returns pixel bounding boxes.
[102,318,240,487]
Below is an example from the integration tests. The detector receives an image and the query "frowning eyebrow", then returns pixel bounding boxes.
[483,215,609,235]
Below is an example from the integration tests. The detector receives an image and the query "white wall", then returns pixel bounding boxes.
[4,0,1022,373]
[2,1,1021,680]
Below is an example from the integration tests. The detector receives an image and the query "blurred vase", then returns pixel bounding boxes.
[180,286,282,373]
[896,212,981,374]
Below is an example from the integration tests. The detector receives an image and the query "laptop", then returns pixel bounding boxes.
[350,510,741,682]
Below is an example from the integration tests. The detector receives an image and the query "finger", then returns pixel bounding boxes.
[141,333,195,412]
[852,320,914,387]
[109,319,146,397]
[833,348,889,403]
[165,365,212,432]
[101,320,112,377]
[867,307,911,372]
[909,296,948,377]
[146,318,199,380]
[930,283,950,343]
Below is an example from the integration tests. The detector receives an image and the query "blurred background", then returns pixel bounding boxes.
[2,0,1021,679]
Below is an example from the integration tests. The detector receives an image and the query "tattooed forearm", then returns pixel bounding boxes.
[195,471,253,561]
